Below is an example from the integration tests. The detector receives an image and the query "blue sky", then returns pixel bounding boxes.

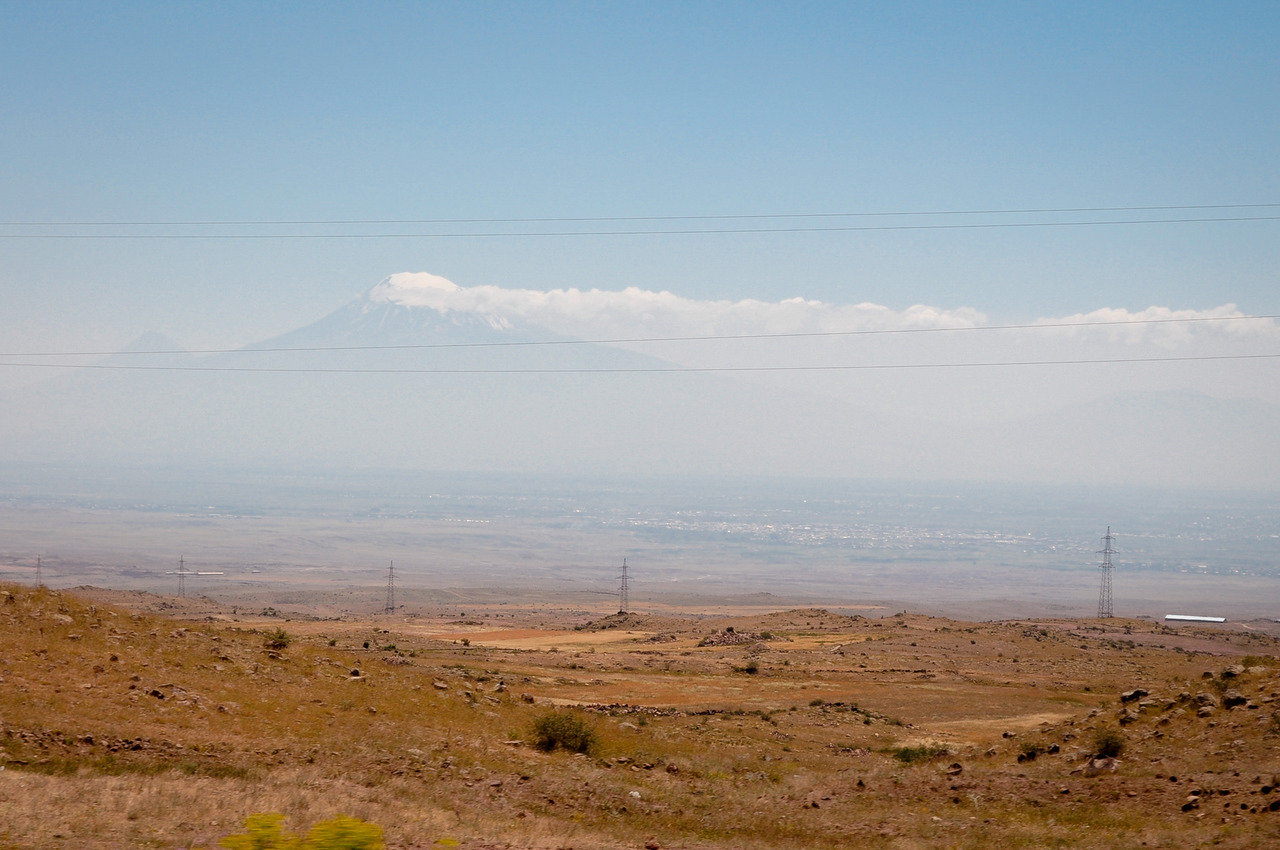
[2,1,1279,360]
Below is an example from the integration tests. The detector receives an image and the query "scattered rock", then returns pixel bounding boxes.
[1121,688,1149,703]
[1083,757,1120,777]
[1222,690,1248,708]
[698,630,768,647]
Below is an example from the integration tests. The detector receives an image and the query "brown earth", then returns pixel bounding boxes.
[2,583,1279,849]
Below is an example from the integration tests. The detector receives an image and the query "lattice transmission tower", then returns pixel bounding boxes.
[617,559,630,614]
[384,561,396,614]
[1097,527,1116,619]
[164,557,222,597]
[166,555,191,597]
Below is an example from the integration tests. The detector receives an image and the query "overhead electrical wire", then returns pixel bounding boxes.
[0,352,1277,375]
[3,202,1279,227]
[3,214,1279,238]
[4,313,1277,359]
[1,202,1278,238]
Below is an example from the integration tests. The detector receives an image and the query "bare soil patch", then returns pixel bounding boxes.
[4,583,1280,849]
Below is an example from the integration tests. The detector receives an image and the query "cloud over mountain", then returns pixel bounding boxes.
[369,271,991,339]
[368,272,1275,349]
[0,271,1275,489]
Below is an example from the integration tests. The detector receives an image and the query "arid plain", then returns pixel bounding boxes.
[3,481,1279,848]
[2,579,1279,849]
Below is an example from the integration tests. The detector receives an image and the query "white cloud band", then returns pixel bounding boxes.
[369,272,1272,347]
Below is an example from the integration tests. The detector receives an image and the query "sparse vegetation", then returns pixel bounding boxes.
[220,812,383,850]
[1093,727,1125,759]
[3,583,1280,849]
[530,711,597,754]
[890,744,949,763]
[262,627,292,649]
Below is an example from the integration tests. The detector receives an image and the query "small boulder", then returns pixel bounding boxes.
[1222,689,1248,708]
[1120,688,1149,703]
[1083,757,1120,777]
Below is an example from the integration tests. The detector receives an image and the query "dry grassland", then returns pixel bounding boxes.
[2,583,1279,849]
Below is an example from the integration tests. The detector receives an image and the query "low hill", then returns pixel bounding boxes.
[2,583,1279,848]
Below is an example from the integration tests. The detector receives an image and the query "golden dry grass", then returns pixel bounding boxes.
[2,584,1279,848]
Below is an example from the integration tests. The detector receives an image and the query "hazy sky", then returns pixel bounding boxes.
[2,2,1278,383]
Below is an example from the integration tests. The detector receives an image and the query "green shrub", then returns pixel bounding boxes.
[220,813,383,850]
[304,815,384,850]
[891,744,949,764]
[531,711,597,754]
[220,813,300,850]
[262,628,292,650]
[1093,728,1124,759]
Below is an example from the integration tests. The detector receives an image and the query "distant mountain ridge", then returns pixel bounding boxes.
[0,281,1276,488]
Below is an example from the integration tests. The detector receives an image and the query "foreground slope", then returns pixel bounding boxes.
[2,584,1279,848]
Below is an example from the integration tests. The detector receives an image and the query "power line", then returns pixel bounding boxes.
[2,214,1278,239]
[3,313,1277,359]
[2,352,1277,375]
[1097,527,1117,620]
[384,561,395,614]
[3,202,1278,227]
